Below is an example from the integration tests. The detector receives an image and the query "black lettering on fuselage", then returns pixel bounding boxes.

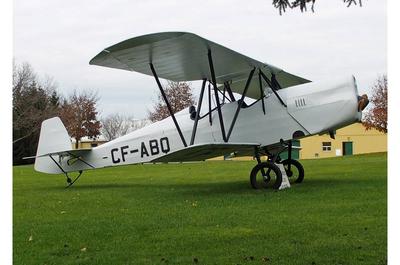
[112,138,170,162]
[160,137,170,154]
[111,148,120,163]
[121,145,129,162]
[141,142,149,157]
[149,140,159,155]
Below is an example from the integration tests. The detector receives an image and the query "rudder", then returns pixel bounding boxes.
[34,117,71,174]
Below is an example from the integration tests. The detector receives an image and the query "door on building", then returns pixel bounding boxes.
[279,140,300,160]
[342,142,353,156]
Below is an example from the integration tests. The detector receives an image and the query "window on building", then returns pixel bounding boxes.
[322,142,331,151]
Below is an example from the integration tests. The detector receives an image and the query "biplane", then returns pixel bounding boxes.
[29,32,369,189]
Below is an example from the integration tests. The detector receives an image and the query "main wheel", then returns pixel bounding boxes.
[250,162,282,190]
[281,159,304,184]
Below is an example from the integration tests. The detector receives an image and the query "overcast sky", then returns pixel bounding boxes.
[14,0,386,119]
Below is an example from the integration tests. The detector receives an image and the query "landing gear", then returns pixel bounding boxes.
[64,170,83,188]
[281,159,304,184]
[250,161,282,189]
[250,140,305,190]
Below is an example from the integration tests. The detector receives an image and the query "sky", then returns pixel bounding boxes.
[13,0,386,119]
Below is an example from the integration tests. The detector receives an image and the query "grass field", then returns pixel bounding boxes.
[13,153,387,265]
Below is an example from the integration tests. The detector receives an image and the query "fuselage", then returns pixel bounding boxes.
[41,76,361,174]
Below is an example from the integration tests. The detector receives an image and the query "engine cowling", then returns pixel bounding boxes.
[284,76,361,135]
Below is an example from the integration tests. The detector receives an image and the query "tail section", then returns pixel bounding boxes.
[34,117,72,174]
[36,117,71,156]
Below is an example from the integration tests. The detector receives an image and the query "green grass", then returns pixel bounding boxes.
[13,153,387,265]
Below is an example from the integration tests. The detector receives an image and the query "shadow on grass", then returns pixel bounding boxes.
[39,175,370,198]
[42,180,256,196]
[79,181,248,192]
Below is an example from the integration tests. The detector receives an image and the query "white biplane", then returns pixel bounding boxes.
[29,32,369,189]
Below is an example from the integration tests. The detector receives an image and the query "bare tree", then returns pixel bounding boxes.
[272,0,362,15]
[59,90,101,149]
[13,61,61,164]
[101,114,149,141]
[148,81,196,122]
[101,113,124,141]
[362,75,387,133]
[131,119,150,131]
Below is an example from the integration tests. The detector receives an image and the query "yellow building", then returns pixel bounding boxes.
[299,122,387,159]
[210,122,386,161]
[72,136,108,149]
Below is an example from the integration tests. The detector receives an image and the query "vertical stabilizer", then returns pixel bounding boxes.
[34,117,71,173]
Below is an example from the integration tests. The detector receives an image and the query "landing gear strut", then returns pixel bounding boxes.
[250,140,304,190]
[65,170,83,188]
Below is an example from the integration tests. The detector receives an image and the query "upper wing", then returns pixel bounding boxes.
[89,32,310,99]
[151,142,258,163]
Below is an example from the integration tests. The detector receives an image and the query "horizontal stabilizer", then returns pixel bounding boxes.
[24,148,92,160]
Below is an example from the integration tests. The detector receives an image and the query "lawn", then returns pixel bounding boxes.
[13,153,387,265]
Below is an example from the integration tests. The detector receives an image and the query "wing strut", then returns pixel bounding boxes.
[208,49,228,142]
[147,51,279,147]
[258,72,266,115]
[190,79,207,145]
[226,67,255,140]
[224,82,236,102]
[208,49,257,142]
[150,63,188,147]
[222,84,226,104]
[259,70,287,107]
[208,83,212,125]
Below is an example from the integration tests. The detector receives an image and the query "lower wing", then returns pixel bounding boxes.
[151,143,259,163]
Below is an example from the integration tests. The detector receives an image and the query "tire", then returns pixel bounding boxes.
[250,162,282,190]
[281,159,304,184]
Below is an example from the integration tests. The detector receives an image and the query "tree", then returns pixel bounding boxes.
[100,114,149,141]
[60,90,101,149]
[13,62,61,165]
[148,81,196,122]
[272,0,362,15]
[362,75,387,133]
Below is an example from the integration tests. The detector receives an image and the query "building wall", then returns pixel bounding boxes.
[209,123,386,161]
[72,140,108,149]
[299,122,387,159]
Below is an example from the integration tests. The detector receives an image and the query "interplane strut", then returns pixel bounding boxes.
[148,50,286,147]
